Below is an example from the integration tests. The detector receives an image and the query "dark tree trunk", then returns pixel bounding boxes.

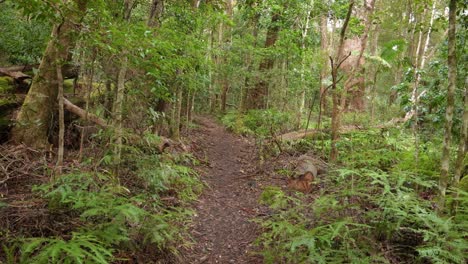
[246,12,281,110]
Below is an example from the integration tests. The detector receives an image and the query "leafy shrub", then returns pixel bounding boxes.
[222,109,294,137]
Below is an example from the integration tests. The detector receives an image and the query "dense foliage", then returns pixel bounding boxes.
[0,0,466,263]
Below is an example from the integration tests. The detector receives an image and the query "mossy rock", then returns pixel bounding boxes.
[0,77,14,94]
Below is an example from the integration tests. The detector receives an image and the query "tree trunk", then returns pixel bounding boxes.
[56,61,65,175]
[148,0,164,27]
[239,13,260,113]
[246,11,281,110]
[297,0,314,129]
[172,86,183,139]
[220,0,233,113]
[112,57,128,163]
[330,0,354,162]
[451,78,467,215]
[12,0,88,148]
[439,0,457,213]
[318,15,329,120]
[341,0,376,111]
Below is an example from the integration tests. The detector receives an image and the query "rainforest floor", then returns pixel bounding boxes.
[181,116,282,264]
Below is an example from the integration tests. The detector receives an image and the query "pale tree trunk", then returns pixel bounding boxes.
[318,15,329,126]
[113,1,134,163]
[370,24,380,123]
[439,0,457,213]
[12,0,88,149]
[56,59,65,175]
[113,57,128,163]
[297,0,314,129]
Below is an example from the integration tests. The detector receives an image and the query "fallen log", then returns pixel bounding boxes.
[0,64,78,79]
[63,98,174,152]
[278,125,363,141]
[0,69,31,81]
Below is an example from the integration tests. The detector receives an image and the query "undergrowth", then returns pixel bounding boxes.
[256,127,468,263]
[1,133,202,263]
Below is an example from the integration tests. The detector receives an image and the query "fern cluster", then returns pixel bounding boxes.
[258,128,467,263]
[3,134,202,263]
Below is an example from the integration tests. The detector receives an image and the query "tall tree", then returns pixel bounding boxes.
[330,0,354,162]
[12,0,89,148]
[439,0,457,212]
[245,6,282,109]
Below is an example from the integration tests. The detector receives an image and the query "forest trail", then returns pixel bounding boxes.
[181,116,265,263]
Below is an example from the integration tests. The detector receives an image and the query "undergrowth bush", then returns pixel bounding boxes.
[221,109,294,137]
[258,128,467,263]
[4,136,202,263]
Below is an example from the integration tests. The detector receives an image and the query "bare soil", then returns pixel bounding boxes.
[180,116,270,264]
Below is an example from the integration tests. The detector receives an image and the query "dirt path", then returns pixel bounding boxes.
[181,116,265,263]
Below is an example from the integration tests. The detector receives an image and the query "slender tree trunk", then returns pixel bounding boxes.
[172,86,183,139]
[12,0,88,148]
[451,78,467,215]
[330,0,354,162]
[220,0,233,113]
[56,60,65,175]
[318,15,329,120]
[439,0,457,213]
[113,57,128,163]
[239,13,260,113]
[297,0,314,129]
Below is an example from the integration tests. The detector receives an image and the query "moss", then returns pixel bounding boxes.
[0,77,14,94]
[64,79,74,93]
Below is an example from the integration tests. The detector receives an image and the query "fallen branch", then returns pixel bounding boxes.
[64,98,109,128]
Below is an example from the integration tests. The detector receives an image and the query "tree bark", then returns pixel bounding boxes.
[330,0,354,162]
[439,0,457,213]
[246,11,281,110]
[341,0,376,111]
[220,0,233,113]
[12,0,88,148]
[112,57,128,163]
[148,0,164,27]
[451,78,467,215]
[56,61,65,175]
